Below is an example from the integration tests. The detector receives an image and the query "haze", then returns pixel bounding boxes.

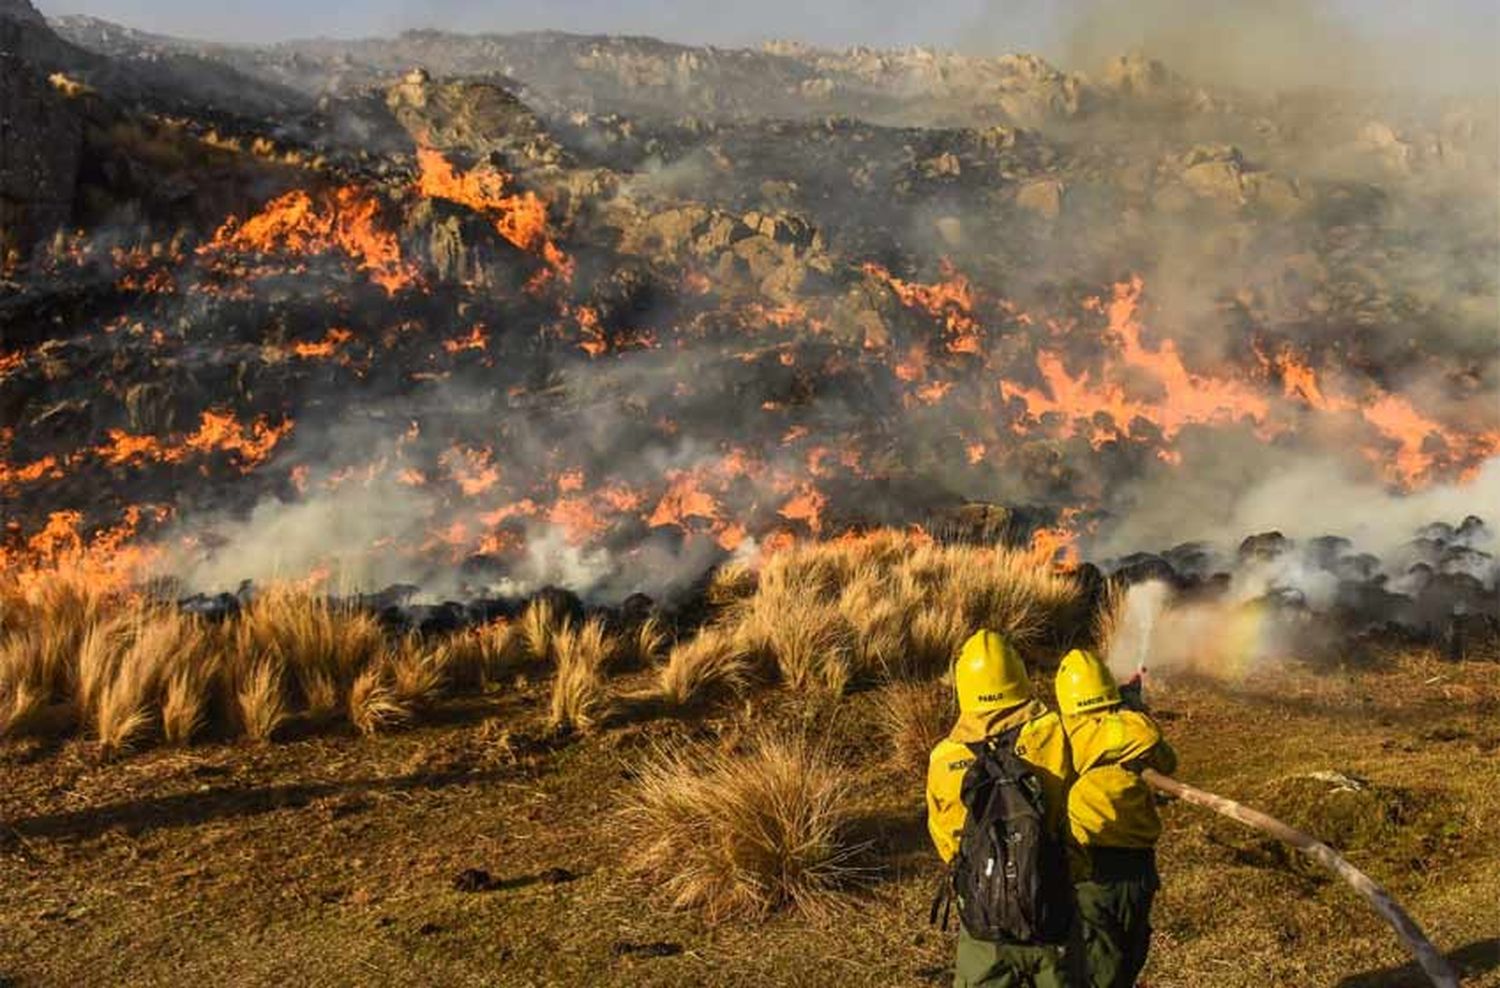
[30,0,1500,94]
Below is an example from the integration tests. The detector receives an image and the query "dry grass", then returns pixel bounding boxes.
[712,534,1078,694]
[444,619,522,689]
[234,657,286,743]
[621,732,866,922]
[658,627,752,708]
[627,615,667,668]
[518,598,564,664]
[348,666,407,737]
[389,637,450,708]
[548,617,614,733]
[0,533,1081,752]
[233,589,386,715]
[1092,578,1127,655]
[874,678,953,773]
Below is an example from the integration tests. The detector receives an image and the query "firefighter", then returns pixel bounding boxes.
[926,630,1076,988]
[1054,648,1177,988]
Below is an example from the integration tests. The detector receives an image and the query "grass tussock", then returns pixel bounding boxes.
[627,615,667,669]
[444,619,522,689]
[548,618,614,733]
[348,666,407,737]
[234,657,286,743]
[232,588,386,715]
[658,627,752,709]
[518,598,566,664]
[622,732,865,922]
[389,637,450,708]
[0,575,431,749]
[697,533,1077,700]
[875,679,953,773]
[0,531,1080,751]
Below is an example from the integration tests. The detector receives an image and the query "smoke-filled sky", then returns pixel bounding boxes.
[31,0,1500,91]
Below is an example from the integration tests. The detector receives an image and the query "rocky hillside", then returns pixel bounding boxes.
[1,4,1496,652]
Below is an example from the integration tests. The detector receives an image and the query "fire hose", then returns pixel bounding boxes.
[1140,769,1459,988]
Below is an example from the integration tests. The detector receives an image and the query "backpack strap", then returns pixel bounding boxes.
[928,863,954,931]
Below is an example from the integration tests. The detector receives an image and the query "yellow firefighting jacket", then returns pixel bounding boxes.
[925,699,1074,864]
[1061,707,1177,852]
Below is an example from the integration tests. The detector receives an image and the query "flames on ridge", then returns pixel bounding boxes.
[3,103,1497,601]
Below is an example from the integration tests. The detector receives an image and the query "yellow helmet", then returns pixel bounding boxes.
[954,630,1030,716]
[1055,648,1121,715]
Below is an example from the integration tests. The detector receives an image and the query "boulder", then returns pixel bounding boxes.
[1015,178,1065,220]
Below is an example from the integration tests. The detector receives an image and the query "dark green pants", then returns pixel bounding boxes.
[1073,848,1159,988]
[954,926,1071,988]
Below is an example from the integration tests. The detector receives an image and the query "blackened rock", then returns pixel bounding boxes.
[1457,515,1490,542]
[1416,521,1456,542]
[355,584,420,612]
[178,592,240,621]
[1162,542,1215,579]
[928,502,1013,546]
[1072,562,1107,615]
[1334,553,1381,583]
[611,941,683,959]
[384,601,467,635]
[452,868,496,893]
[465,597,520,625]
[416,602,468,635]
[1238,531,1292,563]
[1111,553,1185,590]
[532,587,584,625]
[618,592,656,626]
[1307,535,1353,571]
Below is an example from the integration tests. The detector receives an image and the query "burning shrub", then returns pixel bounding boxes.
[548,617,615,733]
[621,733,865,922]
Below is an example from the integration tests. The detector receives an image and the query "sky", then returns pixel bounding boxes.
[29,0,1500,90]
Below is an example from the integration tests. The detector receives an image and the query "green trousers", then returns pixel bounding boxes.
[953,927,1071,988]
[1072,848,1159,988]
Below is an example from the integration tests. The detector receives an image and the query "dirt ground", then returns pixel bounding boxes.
[2,650,1497,987]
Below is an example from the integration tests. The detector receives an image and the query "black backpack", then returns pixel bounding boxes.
[930,725,1073,944]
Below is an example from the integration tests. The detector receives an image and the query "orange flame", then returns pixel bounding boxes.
[865,259,983,354]
[415,148,573,288]
[204,187,416,294]
[1003,277,1269,446]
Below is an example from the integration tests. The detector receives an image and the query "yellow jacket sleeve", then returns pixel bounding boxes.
[926,738,974,863]
[1063,708,1174,850]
